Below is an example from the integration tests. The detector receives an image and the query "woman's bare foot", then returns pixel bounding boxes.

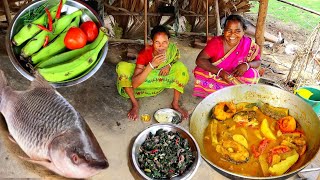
[128,102,139,120]
[172,102,189,120]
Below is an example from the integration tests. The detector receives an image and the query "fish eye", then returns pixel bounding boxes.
[72,153,80,164]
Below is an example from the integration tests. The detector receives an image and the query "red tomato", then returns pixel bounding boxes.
[277,116,296,133]
[80,21,98,42]
[64,27,87,50]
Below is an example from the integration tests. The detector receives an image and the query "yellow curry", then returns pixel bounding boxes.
[203,102,307,177]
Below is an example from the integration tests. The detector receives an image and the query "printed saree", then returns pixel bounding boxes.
[193,36,260,98]
[116,43,189,98]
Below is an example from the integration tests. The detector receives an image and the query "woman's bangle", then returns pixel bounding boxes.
[216,68,223,77]
[244,62,250,70]
[149,62,154,69]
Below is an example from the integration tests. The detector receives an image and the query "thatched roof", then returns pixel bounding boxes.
[105,0,253,39]
[1,0,253,39]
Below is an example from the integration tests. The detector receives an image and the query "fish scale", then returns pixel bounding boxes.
[8,89,70,159]
[0,70,108,178]
[8,89,78,159]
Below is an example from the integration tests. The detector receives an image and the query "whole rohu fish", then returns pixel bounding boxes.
[0,70,108,178]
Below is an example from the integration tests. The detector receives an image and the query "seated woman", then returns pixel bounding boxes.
[116,25,189,120]
[193,14,261,98]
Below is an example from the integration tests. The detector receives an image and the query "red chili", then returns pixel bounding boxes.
[56,0,63,19]
[175,138,179,145]
[43,35,49,47]
[251,145,260,158]
[268,154,273,164]
[251,139,271,158]
[150,149,158,154]
[258,139,270,153]
[269,145,290,155]
[37,24,50,32]
[267,145,291,164]
[45,8,53,31]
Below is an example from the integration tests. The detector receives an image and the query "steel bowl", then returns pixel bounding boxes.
[131,123,201,180]
[190,84,320,179]
[5,0,108,88]
[154,108,182,124]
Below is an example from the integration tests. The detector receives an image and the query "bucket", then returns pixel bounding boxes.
[295,86,320,116]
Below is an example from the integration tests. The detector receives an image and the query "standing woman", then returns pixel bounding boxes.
[116,25,189,120]
[193,14,261,98]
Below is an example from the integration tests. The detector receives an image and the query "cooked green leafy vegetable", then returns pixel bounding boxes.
[138,129,195,178]
[172,115,181,124]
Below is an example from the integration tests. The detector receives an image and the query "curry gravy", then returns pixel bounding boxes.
[203,105,307,177]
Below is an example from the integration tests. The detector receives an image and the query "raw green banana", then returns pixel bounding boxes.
[22,10,82,59]
[12,0,67,46]
[36,27,108,68]
[30,16,80,64]
[38,35,108,82]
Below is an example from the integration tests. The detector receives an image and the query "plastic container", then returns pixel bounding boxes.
[140,114,151,123]
[295,86,320,116]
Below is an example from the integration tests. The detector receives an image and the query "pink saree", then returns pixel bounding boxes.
[193,36,261,98]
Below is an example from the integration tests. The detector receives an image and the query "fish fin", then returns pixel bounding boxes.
[8,134,17,144]
[19,156,61,174]
[31,71,54,90]
[18,155,32,161]
[18,156,52,167]
[0,69,8,108]
[0,70,8,89]
[19,156,52,166]
[0,70,8,106]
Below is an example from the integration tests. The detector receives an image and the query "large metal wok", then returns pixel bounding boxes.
[190,84,320,179]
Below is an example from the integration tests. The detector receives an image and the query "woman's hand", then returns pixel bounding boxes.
[159,64,170,76]
[218,70,232,84]
[232,63,249,77]
[150,53,166,68]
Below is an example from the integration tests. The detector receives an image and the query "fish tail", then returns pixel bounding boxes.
[0,70,8,104]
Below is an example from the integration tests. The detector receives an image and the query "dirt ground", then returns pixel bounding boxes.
[245,14,319,91]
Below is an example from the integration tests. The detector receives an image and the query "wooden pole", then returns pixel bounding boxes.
[214,0,222,36]
[277,0,320,16]
[2,0,11,23]
[0,22,8,28]
[255,0,269,54]
[144,0,147,47]
[206,0,209,41]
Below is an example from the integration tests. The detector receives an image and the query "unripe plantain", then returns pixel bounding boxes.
[22,10,83,59]
[31,16,81,65]
[38,35,108,82]
[36,27,108,68]
[12,0,67,46]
